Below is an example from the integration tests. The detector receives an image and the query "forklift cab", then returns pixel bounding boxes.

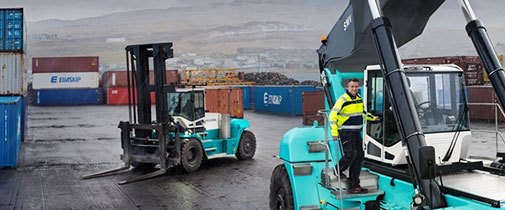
[364,65,471,165]
[167,89,205,122]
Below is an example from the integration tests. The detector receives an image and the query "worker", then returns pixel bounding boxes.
[329,78,379,194]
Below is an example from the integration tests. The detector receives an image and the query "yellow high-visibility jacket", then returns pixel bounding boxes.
[329,92,377,137]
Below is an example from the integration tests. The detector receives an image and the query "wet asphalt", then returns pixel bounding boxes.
[2,106,301,210]
[0,105,503,210]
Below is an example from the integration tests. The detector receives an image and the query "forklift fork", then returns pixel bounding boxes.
[81,122,175,185]
[81,164,168,185]
[80,164,131,180]
[118,168,168,185]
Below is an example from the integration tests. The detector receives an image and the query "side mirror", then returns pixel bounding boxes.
[419,146,437,179]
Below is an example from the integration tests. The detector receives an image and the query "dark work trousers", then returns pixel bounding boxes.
[338,131,364,189]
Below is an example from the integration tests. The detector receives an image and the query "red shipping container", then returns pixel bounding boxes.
[32,56,99,73]
[102,70,180,88]
[205,88,219,113]
[205,87,243,118]
[302,90,325,115]
[466,86,505,121]
[106,87,155,105]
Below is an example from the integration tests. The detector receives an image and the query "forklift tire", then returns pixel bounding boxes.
[270,164,294,210]
[181,138,203,173]
[236,130,256,160]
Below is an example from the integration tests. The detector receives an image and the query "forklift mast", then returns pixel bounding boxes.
[125,43,175,126]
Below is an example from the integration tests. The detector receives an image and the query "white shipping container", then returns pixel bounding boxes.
[0,53,26,95]
[32,72,99,89]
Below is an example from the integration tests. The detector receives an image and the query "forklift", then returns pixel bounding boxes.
[82,43,256,184]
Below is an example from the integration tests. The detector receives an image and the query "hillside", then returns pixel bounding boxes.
[21,0,505,68]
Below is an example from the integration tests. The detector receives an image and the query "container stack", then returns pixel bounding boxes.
[402,56,485,86]
[31,56,104,106]
[102,70,180,105]
[0,8,26,167]
[301,90,325,125]
[254,86,320,116]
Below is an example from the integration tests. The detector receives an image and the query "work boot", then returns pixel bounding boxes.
[347,186,368,194]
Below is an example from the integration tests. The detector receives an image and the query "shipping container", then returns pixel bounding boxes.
[302,90,325,115]
[241,86,256,110]
[33,88,104,106]
[0,8,26,52]
[105,87,156,105]
[254,86,320,116]
[20,95,27,141]
[32,56,99,73]
[0,96,22,167]
[102,70,180,88]
[0,53,25,95]
[32,72,99,89]
[466,85,505,121]
[302,114,325,126]
[205,87,243,118]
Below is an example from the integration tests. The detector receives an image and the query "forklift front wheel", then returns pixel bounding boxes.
[269,164,294,210]
[181,138,203,173]
[236,130,256,160]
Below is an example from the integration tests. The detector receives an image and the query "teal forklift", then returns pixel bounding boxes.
[82,43,256,184]
[270,0,505,209]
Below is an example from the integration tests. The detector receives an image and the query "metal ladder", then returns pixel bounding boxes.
[317,109,345,209]
[316,110,383,208]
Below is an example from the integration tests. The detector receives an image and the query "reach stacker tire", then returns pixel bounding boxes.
[269,164,294,210]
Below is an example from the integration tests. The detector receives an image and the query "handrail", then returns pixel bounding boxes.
[318,109,344,210]
[468,102,505,117]
[467,102,505,154]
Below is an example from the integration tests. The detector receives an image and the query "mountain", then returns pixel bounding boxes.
[16,0,505,67]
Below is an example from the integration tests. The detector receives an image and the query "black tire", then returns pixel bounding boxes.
[181,138,203,173]
[269,164,294,210]
[236,130,256,160]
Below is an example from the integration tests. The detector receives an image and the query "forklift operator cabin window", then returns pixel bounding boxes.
[167,92,205,121]
[167,93,180,114]
[366,71,469,147]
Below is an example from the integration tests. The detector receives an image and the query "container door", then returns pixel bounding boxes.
[5,9,23,51]
[0,11,4,50]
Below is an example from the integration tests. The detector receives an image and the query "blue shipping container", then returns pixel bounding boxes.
[0,8,25,52]
[20,95,27,141]
[0,96,22,167]
[241,86,256,110]
[33,88,104,106]
[254,86,319,116]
